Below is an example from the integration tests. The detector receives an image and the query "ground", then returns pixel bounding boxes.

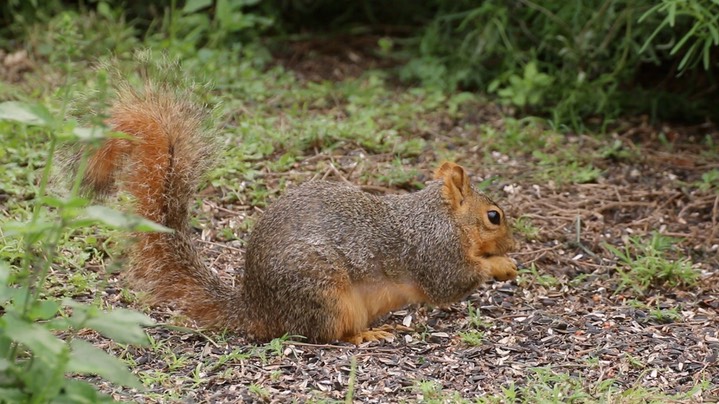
[1,35,718,403]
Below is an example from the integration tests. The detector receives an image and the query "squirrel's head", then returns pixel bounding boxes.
[435,162,517,268]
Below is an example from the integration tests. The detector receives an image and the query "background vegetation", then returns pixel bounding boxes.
[3,0,718,128]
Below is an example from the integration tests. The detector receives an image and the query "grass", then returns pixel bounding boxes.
[407,367,707,403]
[694,168,719,193]
[491,367,709,404]
[605,232,700,295]
[648,307,682,324]
[513,216,540,241]
[459,330,484,346]
[519,264,561,289]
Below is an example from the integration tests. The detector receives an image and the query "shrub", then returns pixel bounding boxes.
[401,0,719,127]
[0,100,158,402]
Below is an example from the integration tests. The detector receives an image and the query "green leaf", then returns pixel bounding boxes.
[29,300,60,321]
[52,379,115,404]
[0,388,26,403]
[67,339,143,389]
[72,126,107,141]
[671,23,700,56]
[524,61,538,79]
[0,335,13,360]
[2,313,66,362]
[183,0,212,14]
[39,195,89,209]
[216,0,234,30]
[0,261,10,285]
[85,308,154,345]
[84,205,173,233]
[0,101,55,126]
[638,20,669,54]
[63,300,96,329]
[96,1,113,20]
[2,219,55,237]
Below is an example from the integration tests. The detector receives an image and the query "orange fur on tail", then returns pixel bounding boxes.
[82,82,243,330]
[83,137,132,196]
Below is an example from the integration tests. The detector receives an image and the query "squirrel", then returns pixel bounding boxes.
[79,82,518,344]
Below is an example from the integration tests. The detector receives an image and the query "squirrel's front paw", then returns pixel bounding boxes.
[482,255,517,281]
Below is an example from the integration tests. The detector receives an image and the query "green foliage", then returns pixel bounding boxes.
[6,0,719,127]
[639,0,719,71]
[478,367,708,403]
[519,264,560,289]
[489,62,554,108]
[0,101,154,402]
[695,168,719,193]
[413,380,463,404]
[0,0,65,41]
[513,216,540,241]
[459,330,484,346]
[24,5,139,65]
[160,0,273,57]
[248,383,271,400]
[605,232,700,294]
[344,356,357,404]
[649,306,682,323]
[370,158,424,190]
[535,156,603,185]
[402,0,719,126]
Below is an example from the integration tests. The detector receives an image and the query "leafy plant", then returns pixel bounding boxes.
[695,168,719,193]
[163,0,273,55]
[649,306,682,323]
[519,264,560,289]
[479,367,709,403]
[533,151,603,185]
[248,383,271,400]
[605,232,700,294]
[413,380,463,404]
[372,158,424,190]
[459,330,484,346]
[639,0,719,71]
[489,61,555,108]
[0,101,157,401]
[466,303,492,330]
[402,0,719,127]
[513,216,540,241]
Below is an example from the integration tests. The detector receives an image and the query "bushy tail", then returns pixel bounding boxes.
[83,82,244,330]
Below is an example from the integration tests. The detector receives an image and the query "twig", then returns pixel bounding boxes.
[147,323,221,348]
[709,195,719,248]
[323,162,353,185]
[198,239,244,253]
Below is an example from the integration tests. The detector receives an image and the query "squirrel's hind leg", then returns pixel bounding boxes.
[319,283,398,344]
[332,282,425,345]
[343,328,395,345]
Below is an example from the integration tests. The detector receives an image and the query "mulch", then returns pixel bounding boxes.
[84,118,719,403]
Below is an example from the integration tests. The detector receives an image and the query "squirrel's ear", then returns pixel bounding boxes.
[434,162,471,210]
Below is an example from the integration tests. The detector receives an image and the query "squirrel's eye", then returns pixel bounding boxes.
[487,210,501,225]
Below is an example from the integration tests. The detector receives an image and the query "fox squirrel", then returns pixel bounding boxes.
[80,82,518,344]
